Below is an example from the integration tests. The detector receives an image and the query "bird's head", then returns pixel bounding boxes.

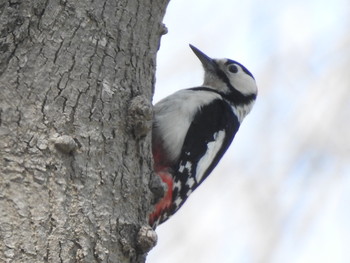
[190,44,257,105]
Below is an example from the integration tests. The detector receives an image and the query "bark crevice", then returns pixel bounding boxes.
[0,0,170,262]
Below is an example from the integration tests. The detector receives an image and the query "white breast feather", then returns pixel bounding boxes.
[195,130,226,183]
[154,90,222,163]
[231,101,255,123]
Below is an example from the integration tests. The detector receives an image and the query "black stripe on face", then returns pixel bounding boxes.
[211,60,256,105]
[188,87,256,106]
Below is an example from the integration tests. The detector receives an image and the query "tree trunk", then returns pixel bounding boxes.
[0,0,169,262]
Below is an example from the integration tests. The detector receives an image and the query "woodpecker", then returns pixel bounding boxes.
[149,44,257,228]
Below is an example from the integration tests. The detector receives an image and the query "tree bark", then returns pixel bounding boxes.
[0,0,169,262]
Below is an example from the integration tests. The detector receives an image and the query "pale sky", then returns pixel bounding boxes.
[149,0,350,262]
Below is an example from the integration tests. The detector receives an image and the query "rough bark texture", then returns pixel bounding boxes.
[0,0,169,262]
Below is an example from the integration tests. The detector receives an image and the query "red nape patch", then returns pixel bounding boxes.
[149,171,173,227]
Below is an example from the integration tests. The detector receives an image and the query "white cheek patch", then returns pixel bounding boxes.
[195,130,226,183]
[230,69,257,96]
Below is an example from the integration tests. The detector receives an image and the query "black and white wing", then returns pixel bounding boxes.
[171,98,240,212]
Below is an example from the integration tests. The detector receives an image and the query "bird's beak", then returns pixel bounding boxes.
[189,44,217,72]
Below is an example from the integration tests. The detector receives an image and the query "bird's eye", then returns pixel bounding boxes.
[228,64,238,73]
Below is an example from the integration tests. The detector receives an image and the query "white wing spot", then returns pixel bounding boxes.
[185,161,192,171]
[186,177,195,188]
[178,164,185,173]
[186,189,193,197]
[178,161,192,173]
[174,197,182,208]
[195,130,226,183]
[173,180,181,190]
